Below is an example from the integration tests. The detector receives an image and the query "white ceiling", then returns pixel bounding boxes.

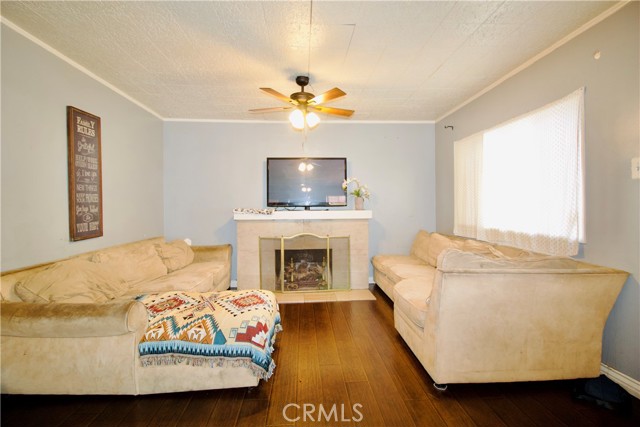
[0,1,620,122]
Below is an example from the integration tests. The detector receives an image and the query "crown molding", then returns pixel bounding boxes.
[435,1,630,123]
[5,0,627,127]
[3,16,434,125]
[164,118,434,124]
[1,17,163,120]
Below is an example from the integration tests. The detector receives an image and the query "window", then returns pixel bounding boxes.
[454,88,585,256]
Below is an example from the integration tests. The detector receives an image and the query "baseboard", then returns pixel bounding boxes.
[601,363,640,400]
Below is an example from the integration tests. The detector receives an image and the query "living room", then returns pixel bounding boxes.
[1,1,638,425]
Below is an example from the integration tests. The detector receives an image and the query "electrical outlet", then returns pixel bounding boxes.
[633,157,640,180]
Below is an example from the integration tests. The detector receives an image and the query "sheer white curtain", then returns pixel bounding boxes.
[454,132,483,238]
[454,88,585,256]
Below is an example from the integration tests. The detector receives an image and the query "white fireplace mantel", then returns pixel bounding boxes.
[234,209,372,290]
[233,210,372,221]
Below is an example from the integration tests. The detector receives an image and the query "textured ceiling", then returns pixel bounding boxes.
[0,1,620,121]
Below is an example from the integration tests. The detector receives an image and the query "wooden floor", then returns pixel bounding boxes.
[2,286,638,427]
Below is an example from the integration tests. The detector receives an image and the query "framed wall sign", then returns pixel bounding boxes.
[67,106,103,241]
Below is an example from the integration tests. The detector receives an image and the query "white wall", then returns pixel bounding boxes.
[163,121,436,279]
[435,4,639,381]
[1,24,164,270]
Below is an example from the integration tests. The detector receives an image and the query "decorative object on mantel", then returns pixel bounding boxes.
[342,177,370,210]
[67,106,103,241]
[233,208,275,215]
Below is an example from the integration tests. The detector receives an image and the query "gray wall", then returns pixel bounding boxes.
[1,24,164,271]
[435,3,639,380]
[163,121,436,280]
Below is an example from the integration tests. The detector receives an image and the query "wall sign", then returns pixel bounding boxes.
[67,106,103,241]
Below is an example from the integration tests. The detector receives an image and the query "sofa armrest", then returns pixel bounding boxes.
[0,300,148,338]
[192,244,232,265]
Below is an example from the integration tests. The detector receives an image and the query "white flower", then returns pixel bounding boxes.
[343,177,370,199]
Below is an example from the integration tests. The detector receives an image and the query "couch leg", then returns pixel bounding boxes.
[433,382,448,391]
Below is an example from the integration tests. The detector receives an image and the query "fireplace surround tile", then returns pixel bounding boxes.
[234,211,371,291]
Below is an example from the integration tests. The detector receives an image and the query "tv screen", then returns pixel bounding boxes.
[267,157,347,209]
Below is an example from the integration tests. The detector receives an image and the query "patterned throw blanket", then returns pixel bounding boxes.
[137,289,282,380]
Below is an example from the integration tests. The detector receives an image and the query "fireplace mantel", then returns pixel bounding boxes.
[233,210,372,221]
[234,210,372,290]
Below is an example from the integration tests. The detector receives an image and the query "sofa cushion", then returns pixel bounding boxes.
[154,240,195,273]
[393,278,433,328]
[386,264,434,284]
[123,261,223,296]
[426,233,463,267]
[2,266,51,302]
[14,259,126,303]
[372,254,424,278]
[410,230,431,264]
[92,244,167,286]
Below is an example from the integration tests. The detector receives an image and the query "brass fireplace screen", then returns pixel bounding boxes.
[259,233,350,292]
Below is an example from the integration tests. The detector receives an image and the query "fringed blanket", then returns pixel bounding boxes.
[137,289,282,380]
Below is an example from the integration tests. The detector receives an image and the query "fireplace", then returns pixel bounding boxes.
[260,233,350,292]
[276,248,332,291]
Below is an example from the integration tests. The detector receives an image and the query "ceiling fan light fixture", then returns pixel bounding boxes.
[306,111,320,129]
[289,109,305,130]
[254,76,353,130]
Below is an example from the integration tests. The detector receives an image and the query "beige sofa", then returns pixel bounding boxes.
[0,237,269,395]
[373,230,628,386]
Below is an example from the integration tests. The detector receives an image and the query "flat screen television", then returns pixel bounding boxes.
[267,157,347,209]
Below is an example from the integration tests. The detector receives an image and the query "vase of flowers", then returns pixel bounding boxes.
[342,177,370,210]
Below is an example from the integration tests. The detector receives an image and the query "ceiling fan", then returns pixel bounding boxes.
[249,75,354,129]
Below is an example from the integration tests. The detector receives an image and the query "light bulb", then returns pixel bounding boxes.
[306,111,320,129]
[298,162,306,172]
[289,109,305,130]
[306,163,314,171]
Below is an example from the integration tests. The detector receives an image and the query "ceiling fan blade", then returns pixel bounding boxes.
[310,105,354,117]
[309,88,346,105]
[249,106,294,113]
[259,88,294,104]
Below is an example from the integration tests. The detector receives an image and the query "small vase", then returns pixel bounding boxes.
[354,197,364,210]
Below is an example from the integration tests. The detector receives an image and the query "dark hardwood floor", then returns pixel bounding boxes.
[2,286,638,427]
